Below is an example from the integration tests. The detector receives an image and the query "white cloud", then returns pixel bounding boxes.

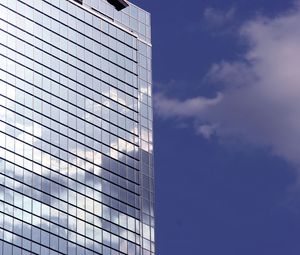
[155,2,300,168]
[203,7,236,27]
[154,92,222,119]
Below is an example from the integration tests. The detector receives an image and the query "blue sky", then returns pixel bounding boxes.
[132,0,300,254]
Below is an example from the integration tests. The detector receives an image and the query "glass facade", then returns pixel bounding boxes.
[0,0,154,254]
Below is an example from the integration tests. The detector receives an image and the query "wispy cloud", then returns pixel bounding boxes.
[203,7,236,27]
[155,2,300,168]
[154,92,222,119]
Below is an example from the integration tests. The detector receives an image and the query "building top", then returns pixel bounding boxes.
[79,0,151,44]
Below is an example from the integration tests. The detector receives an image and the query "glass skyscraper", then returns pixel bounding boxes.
[0,0,154,254]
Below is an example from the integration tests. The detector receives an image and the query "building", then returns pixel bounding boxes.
[0,0,154,254]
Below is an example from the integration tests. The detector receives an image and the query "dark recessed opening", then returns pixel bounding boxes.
[74,0,83,4]
[107,0,129,11]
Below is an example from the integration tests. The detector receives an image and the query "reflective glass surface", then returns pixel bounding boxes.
[0,0,154,254]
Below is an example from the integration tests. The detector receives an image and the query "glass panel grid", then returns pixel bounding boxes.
[0,0,154,254]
